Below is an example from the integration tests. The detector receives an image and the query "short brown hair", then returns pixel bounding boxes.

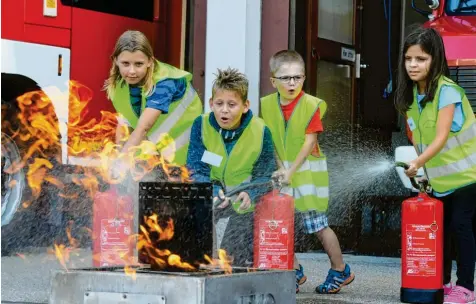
[211,68,248,102]
[269,50,305,76]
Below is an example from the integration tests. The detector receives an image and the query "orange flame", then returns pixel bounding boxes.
[124,265,137,280]
[6,80,189,206]
[203,249,233,275]
[53,243,70,271]
[49,221,80,271]
[168,254,195,270]
[135,214,195,273]
[6,80,195,275]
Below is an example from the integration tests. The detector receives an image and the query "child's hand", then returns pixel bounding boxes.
[236,192,251,211]
[214,189,231,209]
[404,160,421,178]
[272,168,292,185]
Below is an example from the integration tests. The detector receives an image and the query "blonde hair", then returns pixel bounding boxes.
[269,50,305,76]
[104,30,157,99]
[211,68,248,103]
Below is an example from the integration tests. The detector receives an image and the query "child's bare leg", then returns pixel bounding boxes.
[316,227,345,271]
[294,255,300,269]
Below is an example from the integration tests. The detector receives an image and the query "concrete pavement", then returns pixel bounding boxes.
[1,250,466,304]
[296,253,403,303]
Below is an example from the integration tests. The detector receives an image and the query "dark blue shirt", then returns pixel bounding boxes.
[129,77,187,116]
[186,110,277,203]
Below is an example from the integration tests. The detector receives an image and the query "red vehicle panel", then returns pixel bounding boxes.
[1,0,26,42]
[24,24,71,48]
[70,8,157,122]
[24,0,72,29]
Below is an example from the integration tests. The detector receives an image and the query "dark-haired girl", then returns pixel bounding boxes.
[395,25,476,304]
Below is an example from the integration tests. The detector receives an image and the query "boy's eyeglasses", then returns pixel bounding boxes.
[272,75,306,84]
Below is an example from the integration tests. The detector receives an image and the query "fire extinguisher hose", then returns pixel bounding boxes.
[213,178,281,208]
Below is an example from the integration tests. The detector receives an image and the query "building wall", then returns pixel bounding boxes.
[259,0,290,97]
[203,0,262,114]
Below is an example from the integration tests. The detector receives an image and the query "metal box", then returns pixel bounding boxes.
[49,267,296,304]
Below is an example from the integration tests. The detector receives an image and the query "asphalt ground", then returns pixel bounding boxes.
[2,249,467,304]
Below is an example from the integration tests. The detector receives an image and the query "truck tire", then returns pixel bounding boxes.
[1,132,25,226]
[1,73,61,255]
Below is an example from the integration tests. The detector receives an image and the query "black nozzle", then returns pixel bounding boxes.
[395,161,410,170]
[395,162,421,191]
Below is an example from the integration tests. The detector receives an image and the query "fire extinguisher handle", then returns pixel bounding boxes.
[214,180,275,207]
[395,161,422,192]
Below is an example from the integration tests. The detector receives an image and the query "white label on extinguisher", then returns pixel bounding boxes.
[43,0,58,17]
[256,219,290,270]
[405,224,437,276]
[99,218,132,266]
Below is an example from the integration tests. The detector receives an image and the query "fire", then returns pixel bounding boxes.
[136,214,193,273]
[203,249,233,275]
[53,243,70,271]
[131,212,234,278]
[5,80,203,276]
[124,265,137,281]
[48,221,81,271]
[168,254,195,270]
[4,80,188,205]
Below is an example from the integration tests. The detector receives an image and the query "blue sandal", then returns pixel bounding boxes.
[295,264,307,293]
[315,264,354,294]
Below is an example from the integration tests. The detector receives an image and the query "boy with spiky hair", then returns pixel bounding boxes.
[186,67,277,266]
[261,50,354,294]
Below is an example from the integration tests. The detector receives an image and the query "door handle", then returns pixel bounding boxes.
[58,54,63,76]
[311,47,317,59]
[355,54,369,78]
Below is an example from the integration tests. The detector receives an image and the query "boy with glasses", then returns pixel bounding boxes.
[260,50,354,294]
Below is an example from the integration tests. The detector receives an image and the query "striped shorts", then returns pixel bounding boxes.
[300,210,329,234]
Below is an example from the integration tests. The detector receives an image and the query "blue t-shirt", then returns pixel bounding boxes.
[416,85,465,197]
[129,77,187,117]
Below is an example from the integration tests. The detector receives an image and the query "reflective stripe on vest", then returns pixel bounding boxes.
[261,92,330,212]
[406,76,476,192]
[201,113,265,214]
[110,60,202,165]
[283,159,328,173]
[420,123,476,154]
[425,151,476,178]
[148,86,196,143]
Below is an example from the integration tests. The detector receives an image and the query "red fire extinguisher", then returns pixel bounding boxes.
[398,162,444,304]
[92,186,134,267]
[253,190,295,270]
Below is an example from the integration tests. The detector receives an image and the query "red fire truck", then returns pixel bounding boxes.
[412,0,476,112]
[1,0,182,252]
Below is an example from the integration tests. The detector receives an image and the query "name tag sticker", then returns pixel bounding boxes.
[201,151,223,167]
[407,117,416,131]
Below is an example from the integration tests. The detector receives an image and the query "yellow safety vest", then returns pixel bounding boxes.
[110,60,202,165]
[406,76,476,192]
[202,113,265,213]
[261,92,329,212]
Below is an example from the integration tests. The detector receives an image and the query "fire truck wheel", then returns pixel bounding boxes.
[1,74,61,255]
[1,132,25,226]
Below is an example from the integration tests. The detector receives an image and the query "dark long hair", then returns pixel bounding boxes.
[394,25,449,114]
